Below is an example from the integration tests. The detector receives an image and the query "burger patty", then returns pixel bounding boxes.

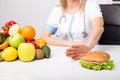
[83,59,106,64]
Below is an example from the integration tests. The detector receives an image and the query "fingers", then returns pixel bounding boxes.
[76,45,91,53]
[65,45,87,59]
[71,54,81,60]
[66,44,81,53]
[71,45,80,48]
[65,51,76,57]
[66,46,78,55]
[66,45,90,55]
[65,43,91,60]
[71,53,86,60]
[66,47,77,52]
[66,48,77,54]
[65,51,86,60]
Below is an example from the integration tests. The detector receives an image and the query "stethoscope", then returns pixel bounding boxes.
[82,11,88,38]
[57,3,88,40]
[57,12,88,40]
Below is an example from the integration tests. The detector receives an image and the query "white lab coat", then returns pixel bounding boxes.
[45,0,102,42]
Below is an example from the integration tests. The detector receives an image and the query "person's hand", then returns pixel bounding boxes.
[65,52,87,60]
[65,42,91,60]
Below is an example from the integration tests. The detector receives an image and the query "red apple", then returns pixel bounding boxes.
[26,40,40,49]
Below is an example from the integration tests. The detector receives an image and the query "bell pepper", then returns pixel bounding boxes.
[2,28,9,36]
[2,20,17,36]
[5,20,17,26]
[35,38,46,48]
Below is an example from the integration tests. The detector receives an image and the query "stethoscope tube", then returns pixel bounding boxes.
[82,11,88,38]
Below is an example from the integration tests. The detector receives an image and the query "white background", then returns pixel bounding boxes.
[0,0,115,38]
[95,0,112,4]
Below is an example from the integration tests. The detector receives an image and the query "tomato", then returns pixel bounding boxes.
[5,20,17,26]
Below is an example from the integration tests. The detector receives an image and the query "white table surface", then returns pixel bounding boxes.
[0,45,120,80]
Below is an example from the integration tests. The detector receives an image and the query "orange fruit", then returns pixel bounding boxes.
[21,26,36,40]
[9,24,21,35]
[0,41,9,50]
[35,38,46,48]
[1,47,18,62]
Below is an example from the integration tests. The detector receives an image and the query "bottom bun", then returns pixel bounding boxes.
[79,58,114,70]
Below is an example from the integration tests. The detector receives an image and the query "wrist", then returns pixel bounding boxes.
[86,43,94,50]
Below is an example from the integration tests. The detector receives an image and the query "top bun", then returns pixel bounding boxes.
[82,51,110,62]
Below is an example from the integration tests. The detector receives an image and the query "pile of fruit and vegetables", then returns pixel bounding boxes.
[0,20,51,62]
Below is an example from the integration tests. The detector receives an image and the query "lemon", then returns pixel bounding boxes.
[1,47,18,62]
[9,24,21,35]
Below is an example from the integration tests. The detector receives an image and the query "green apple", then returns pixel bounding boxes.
[18,43,35,62]
[8,33,25,48]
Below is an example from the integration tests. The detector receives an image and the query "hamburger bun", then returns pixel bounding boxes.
[79,51,114,70]
[82,51,110,62]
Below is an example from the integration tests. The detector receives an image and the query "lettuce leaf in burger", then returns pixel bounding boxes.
[79,51,114,70]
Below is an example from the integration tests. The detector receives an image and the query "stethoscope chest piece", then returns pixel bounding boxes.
[81,31,88,38]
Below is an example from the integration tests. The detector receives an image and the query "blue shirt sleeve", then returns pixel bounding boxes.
[45,24,58,34]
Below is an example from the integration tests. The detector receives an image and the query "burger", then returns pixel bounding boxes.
[79,51,114,70]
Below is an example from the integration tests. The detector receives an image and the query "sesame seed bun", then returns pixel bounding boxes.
[82,51,110,62]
